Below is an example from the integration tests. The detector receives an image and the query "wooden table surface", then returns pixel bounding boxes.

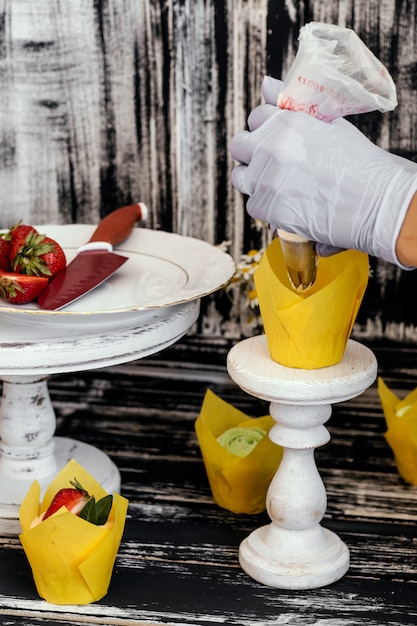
[1,336,417,626]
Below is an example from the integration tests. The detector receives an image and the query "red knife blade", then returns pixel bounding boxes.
[37,202,148,310]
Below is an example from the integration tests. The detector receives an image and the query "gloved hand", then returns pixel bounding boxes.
[231,76,417,266]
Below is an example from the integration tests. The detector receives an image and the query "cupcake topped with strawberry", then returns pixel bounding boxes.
[19,459,128,605]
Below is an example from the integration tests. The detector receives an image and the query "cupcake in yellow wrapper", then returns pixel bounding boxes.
[195,389,282,514]
[378,378,417,484]
[19,458,128,605]
[254,238,369,369]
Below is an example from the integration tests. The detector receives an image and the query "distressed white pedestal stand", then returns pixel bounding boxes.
[0,300,199,535]
[227,335,377,590]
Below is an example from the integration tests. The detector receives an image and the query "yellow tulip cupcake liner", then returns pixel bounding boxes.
[195,389,282,514]
[19,458,128,605]
[378,378,417,484]
[254,238,369,369]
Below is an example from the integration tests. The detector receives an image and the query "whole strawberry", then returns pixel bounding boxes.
[10,230,66,278]
[0,237,11,271]
[0,270,49,304]
[6,222,38,255]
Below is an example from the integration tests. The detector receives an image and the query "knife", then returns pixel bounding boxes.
[37,202,148,310]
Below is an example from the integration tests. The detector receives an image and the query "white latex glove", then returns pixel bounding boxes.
[231,76,417,265]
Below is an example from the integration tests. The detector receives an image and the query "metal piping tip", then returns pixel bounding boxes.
[277,229,318,292]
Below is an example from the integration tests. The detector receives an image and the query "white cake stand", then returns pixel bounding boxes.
[0,300,200,535]
[0,225,235,534]
[227,335,377,589]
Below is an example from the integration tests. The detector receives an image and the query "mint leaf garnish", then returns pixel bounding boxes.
[79,497,97,524]
[79,494,113,525]
[95,495,113,525]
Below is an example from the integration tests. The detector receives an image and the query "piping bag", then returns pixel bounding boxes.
[275,21,397,291]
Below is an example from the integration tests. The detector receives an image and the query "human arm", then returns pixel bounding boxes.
[396,191,417,266]
[231,76,417,268]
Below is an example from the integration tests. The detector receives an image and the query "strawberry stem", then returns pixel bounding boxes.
[69,477,87,493]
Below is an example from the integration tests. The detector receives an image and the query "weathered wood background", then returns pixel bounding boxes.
[0,0,417,342]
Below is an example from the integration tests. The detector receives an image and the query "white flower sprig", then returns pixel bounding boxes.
[226,247,265,334]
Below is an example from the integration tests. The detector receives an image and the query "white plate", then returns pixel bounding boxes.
[0,225,235,328]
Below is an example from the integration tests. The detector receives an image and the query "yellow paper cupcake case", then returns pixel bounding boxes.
[254,238,369,369]
[19,458,128,605]
[378,377,417,484]
[195,389,282,514]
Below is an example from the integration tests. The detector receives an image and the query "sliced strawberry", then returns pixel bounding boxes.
[10,231,67,277]
[0,237,11,271]
[43,478,91,520]
[0,270,48,304]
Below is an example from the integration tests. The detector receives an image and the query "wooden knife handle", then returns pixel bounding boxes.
[88,202,148,246]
